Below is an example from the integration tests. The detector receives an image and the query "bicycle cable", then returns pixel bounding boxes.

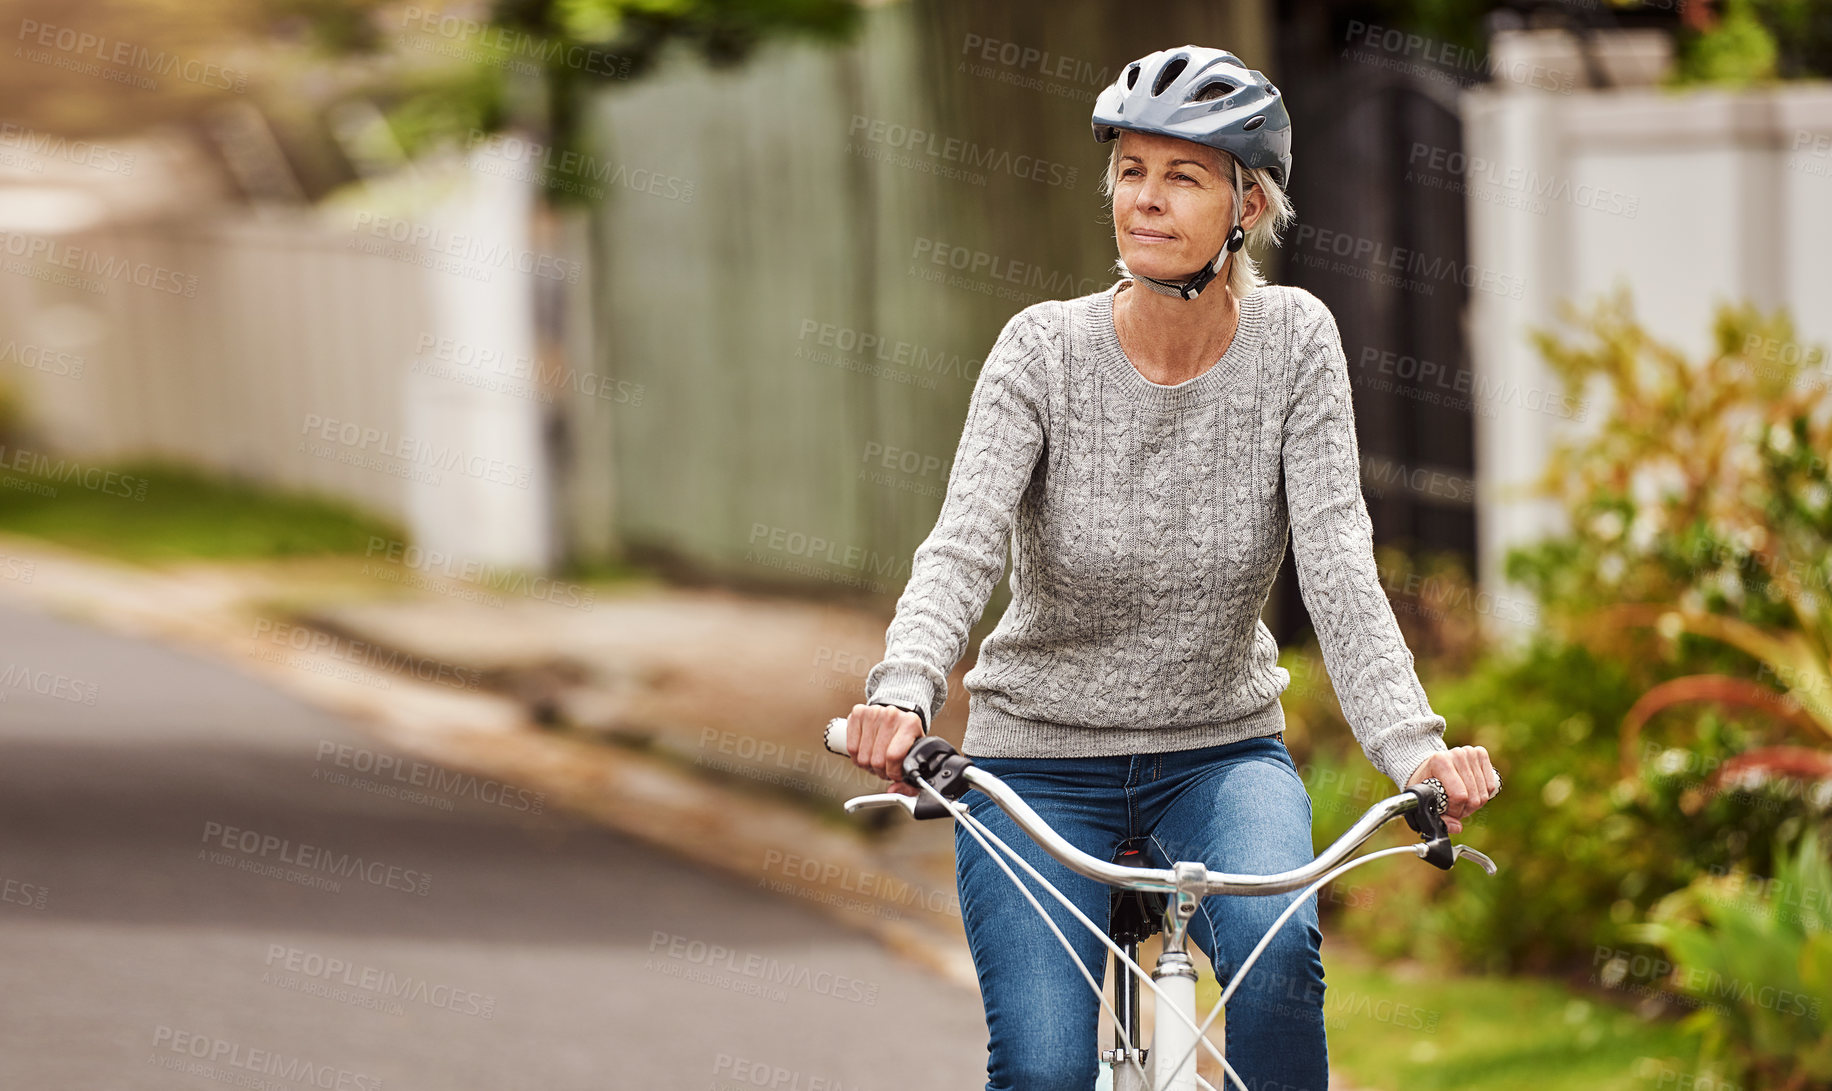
[957,805,1232,1091]
[930,781,1168,1088]
[920,773,1235,1090]
[1159,844,1422,1083]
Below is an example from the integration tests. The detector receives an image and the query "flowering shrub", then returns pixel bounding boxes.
[1509,288,1832,759]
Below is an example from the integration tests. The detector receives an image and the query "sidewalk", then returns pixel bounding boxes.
[300,581,966,808]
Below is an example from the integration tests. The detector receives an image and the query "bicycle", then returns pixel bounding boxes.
[821,719,1498,1091]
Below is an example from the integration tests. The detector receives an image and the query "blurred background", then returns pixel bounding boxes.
[1,0,1830,1088]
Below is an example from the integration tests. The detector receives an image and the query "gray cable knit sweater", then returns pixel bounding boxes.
[863,278,1448,789]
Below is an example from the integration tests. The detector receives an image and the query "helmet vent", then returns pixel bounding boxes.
[1194,80,1236,102]
[1243,114,1265,131]
[1125,63,1141,89]
[1152,57,1188,96]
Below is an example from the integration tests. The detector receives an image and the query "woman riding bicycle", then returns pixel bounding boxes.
[843,45,1500,1091]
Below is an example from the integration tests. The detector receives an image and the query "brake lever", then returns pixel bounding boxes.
[1452,845,1498,875]
[842,793,919,816]
[826,725,977,822]
[1412,841,1498,873]
[840,790,968,821]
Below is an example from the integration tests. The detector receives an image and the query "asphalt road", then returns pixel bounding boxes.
[0,604,987,1090]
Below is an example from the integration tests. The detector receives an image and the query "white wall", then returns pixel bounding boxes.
[1462,74,1832,640]
[0,141,561,571]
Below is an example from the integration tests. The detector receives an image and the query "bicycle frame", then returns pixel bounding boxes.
[823,722,1497,1091]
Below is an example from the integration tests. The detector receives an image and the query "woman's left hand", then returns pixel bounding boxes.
[1405,746,1499,835]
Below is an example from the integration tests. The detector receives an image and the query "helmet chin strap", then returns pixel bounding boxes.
[1132,159,1246,301]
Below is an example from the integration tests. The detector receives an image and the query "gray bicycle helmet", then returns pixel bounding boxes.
[1093,46,1292,299]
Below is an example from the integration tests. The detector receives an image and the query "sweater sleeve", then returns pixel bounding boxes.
[863,309,1049,730]
[1281,293,1448,789]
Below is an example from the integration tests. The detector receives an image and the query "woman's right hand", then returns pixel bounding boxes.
[846,703,926,798]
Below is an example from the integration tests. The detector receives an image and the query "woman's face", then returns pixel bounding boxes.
[1111,131,1253,283]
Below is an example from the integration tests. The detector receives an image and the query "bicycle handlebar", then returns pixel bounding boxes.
[821,717,1495,895]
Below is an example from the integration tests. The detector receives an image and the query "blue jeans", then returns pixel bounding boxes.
[954,734,1327,1091]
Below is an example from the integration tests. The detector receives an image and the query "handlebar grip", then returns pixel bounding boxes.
[822,717,850,757]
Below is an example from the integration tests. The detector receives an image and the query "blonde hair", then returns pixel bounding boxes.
[1100,141,1296,299]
